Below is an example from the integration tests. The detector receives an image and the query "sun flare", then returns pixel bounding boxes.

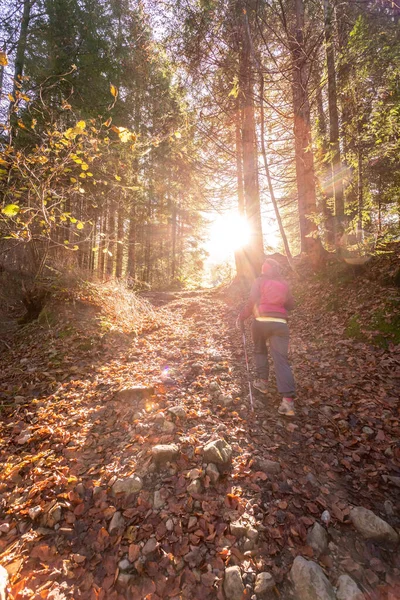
[205,212,252,262]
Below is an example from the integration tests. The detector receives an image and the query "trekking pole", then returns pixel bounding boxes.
[241,329,254,412]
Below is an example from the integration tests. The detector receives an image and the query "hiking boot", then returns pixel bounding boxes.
[253,379,268,394]
[278,398,295,416]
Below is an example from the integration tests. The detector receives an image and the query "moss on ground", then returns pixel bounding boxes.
[346,301,400,348]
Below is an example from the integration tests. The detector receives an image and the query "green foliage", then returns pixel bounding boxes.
[340,12,400,232]
[346,301,400,348]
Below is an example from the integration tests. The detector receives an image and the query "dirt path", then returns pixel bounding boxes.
[0,289,399,599]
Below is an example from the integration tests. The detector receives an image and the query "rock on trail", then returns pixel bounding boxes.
[336,574,365,600]
[224,566,245,600]
[350,506,399,544]
[290,556,336,600]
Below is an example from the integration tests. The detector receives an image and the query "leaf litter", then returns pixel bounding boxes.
[0,280,399,599]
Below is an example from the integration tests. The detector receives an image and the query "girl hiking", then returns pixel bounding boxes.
[237,258,296,416]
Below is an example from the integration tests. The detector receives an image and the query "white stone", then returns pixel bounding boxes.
[46,504,62,527]
[0,565,8,600]
[187,479,202,496]
[257,459,281,475]
[362,426,374,436]
[306,473,319,486]
[142,537,158,555]
[162,420,175,434]
[203,438,232,472]
[350,507,399,543]
[230,521,248,538]
[243,538,255,551]
[118,558,131,571]
[29,506,42,520]
[109,511,125,533]
[168,406,186,418]
[152,444,179,464]
[16,428,32,444]
[336,574,365,600]
[219,394,233,406]
[188,468,201,480]
[306,522,328,556]
[290,556,336,600]
[223,565,245,600]
[254,572,275,598]
[153,490,166,510]
[247,526,259,541]
[166,518,174,531]
[112,475,143,496]
[115,387,154,402]
[117,573,134,585]
[206,463,220,484]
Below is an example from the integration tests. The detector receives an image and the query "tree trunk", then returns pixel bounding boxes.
[144,197,151,284]
[98,205,107,280]
[323,0,344,219]
[89,215,97,273]
[9,0,32,136]
[239,5,264,278]
[233,95,249,278]
[115,202,124,278]
[290,0,318,254]
[335,0,351,158]
[126,202,136,281]
[315,67,332,215]
[0,43,6,94]
[171,203,177,281]
[357,143,363,231]
[106,199,115,276]
[260,74,295,270]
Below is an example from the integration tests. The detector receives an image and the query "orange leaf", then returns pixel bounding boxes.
[128,544,140,562]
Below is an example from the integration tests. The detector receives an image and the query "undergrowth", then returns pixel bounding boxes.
[345,301,400,348]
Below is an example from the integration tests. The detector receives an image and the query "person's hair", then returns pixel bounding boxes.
[261,258,281,278]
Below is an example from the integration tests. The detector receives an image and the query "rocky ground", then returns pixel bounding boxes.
[0,277,399,599]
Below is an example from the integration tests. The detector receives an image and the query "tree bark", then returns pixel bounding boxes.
[171,203,177,280]
[106,199,115,276]
[9,0,32,129]
[126,202,136,280]
[0,43,6,94]
[323,0,344,219]
[290,0,318,253]
[260,74,295,270]
[238,2,264,279]
[233,95,248,278]
[98,205,107,280]
[357,143,363,231]
[115,202,124,278]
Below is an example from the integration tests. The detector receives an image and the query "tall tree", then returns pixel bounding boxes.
[323,0,344,223]
[289,0,318,252]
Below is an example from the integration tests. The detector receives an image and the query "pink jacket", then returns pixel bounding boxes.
[239,275,294,320]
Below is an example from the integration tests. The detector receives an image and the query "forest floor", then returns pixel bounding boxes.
[0,270,399,600]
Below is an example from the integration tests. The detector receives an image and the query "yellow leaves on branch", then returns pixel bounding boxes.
[64,120,86,140]
[0,51,8,66]
[111,126,136,144]
[2,204,20,217]
[108,84,118,109]
[110,84,118,98]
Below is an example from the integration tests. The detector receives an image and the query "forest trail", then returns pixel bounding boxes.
[0,285,399,599]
